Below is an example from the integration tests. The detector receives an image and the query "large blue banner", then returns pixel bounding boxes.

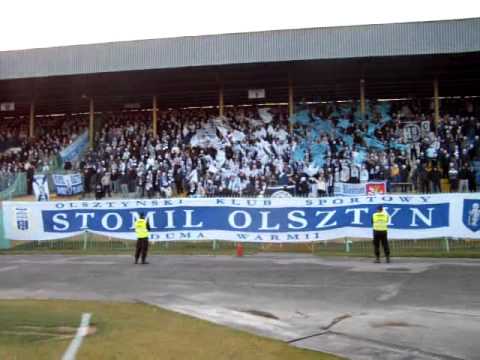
[3,194,479,242]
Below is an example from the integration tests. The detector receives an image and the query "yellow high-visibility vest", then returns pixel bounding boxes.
[372,212,389,231]
[135,219,149,238]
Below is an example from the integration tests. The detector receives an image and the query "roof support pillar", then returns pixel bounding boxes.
[152,95,158,137]
[433,78,440,125]
[360,78,366,119]
[219,84,224,117]
[288,75,294,133]
[288,76,294,117]
[89,97,94,149]
[29,101,35,138]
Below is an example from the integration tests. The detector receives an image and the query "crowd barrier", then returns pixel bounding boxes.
[0,173,27,201]
[3,232,480,257]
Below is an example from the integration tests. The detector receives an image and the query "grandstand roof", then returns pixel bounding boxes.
[1,17,480,80]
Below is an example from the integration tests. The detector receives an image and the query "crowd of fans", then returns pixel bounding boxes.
[0,114,87,192]
[1,98,479,198]
[78,98,480,199]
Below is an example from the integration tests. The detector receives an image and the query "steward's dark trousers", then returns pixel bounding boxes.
[373,230,390,259]
[135,238,149,263]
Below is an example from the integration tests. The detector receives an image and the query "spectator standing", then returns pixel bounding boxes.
[111,170,120,193]
[431,166,442,193]
[419,164,430,193]
[360,165,369,183]
[317,174,327,197]
[448,163,459,192]
[26,164,35,195]
[95,182,104,200]
[120,171,129,195]
[468,165,477,192]
[350,164,360,183]
[136,172,145,197]
[101,171,112,197]
[458,165,469,192]
[296,176,309,196]
[145,170,154,198]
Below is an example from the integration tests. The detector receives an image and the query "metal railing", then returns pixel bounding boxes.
[2,232,480,257]
[0,172,18,193]
[0,172,27,201]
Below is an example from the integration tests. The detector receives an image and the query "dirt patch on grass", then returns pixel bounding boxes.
[2,324,97,340]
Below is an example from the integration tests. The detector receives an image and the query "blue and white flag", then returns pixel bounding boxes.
[289,110,311,125]
[334,181,386,196]
[33,174,49,201]
[365,136,385,150]
[52,173,84,196]
[337,119,350,129]
[59,131,88,162]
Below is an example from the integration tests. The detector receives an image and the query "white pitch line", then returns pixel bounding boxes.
[62,313,92,360]
[376,283,401,302]
[0,266,19,272]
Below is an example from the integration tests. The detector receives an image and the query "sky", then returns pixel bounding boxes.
[1,0,479,51]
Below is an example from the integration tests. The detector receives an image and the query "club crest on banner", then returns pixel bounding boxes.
[463,199,480,232]
[14,207,30,231]
[270,190,293,198]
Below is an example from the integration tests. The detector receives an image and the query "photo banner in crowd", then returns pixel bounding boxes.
[334,181,386,196]
[403,123,421,143]
[52,173,83,196]
[59,131,88,162]
[265,185,295,197]
[3,194,480,242]
[32,174,49,201]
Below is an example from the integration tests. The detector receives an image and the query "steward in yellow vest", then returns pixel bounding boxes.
[372,206,390,263]
[134,213,150,265]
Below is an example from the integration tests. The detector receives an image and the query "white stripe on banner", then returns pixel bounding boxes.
[62,313,92,360]
[3,194,480,242]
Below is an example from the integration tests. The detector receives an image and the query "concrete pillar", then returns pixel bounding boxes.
[360,78,366,119]
[434,78,440,125]
[219,84,224,117]
[288,77,294,117]
[89,97,94,148]
[29,101,35,138]
[288,76,294,133]
[152,95,158,137]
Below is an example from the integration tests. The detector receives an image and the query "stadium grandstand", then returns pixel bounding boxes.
[1,17,480,199]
